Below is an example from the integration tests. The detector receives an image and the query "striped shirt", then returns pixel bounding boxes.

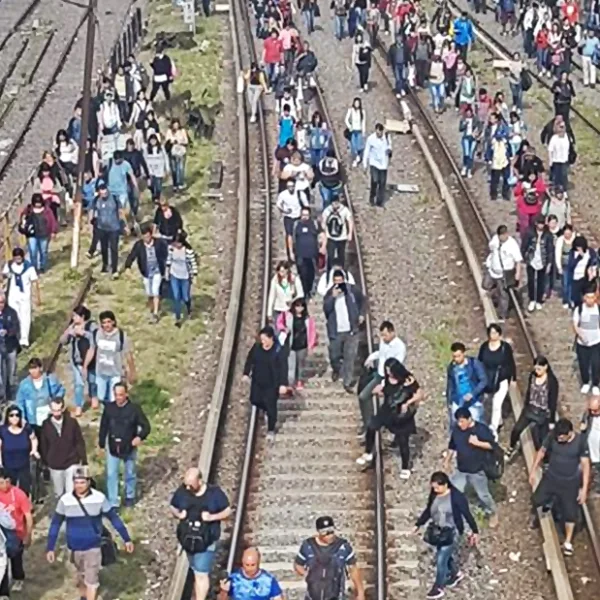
[46,489,130,552]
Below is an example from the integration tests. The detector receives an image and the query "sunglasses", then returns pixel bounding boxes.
[8,413,19,418]
[319,528,335,536]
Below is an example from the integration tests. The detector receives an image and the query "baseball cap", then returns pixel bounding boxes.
[316,516,335,532]
[73,465,91,481]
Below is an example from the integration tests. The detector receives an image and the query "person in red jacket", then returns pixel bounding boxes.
[262,29,283,91]
[536,24,550,77]
[561,0,579,25]
[515,172,547,235]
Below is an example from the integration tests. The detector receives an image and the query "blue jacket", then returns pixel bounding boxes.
[17,374,66,426]
[453,18,474,46]
[446,357,487,409]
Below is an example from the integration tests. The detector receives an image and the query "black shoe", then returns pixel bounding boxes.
[343,385,354,394]
[331,371,340,382]
[426,586,445,599]
[175,319,182,328]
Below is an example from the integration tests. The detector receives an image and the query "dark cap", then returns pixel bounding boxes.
[316,516,335,531]
[96,181,107,191]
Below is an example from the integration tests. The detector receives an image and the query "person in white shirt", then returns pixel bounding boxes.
[573,287,600,395]
[266,260,304,327]
[362,123,392,207]
[345,98,366,167]
[321,199,353,272]
[316,264,356,297]
[276,179,306,242]
[2,248,41,348]
[358,321,407,434]
[281,152,314,206]
[548,124,571,192]
[483,225,523,320]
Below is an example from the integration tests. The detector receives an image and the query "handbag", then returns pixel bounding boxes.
[424,523,455,547]
[74,494,118,566]
[343,127,351,140]
[524,404,548,425]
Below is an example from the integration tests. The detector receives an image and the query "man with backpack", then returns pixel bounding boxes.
[444,407,499,528]
[317,152,343,210]
[322,198,353,272]
[83,310,136,404]
[46,465,134,600]
[98,382,150,508]
[294,516,365,600]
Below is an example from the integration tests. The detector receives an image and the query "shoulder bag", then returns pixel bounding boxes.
[423,522,455,547]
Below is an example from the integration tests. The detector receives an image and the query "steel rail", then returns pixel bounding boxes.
[0,39,30,98]
[163,1,254,599]
[0,0,42,53]
[27,31,56,85]
[445,0,600,137]
[373,29,600,600]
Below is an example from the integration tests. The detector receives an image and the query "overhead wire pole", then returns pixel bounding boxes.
[70,0,97,269]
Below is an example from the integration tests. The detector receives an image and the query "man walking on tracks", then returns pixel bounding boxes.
[294,516,365,600]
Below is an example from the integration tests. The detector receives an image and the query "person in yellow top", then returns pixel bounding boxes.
[243,63,269,123]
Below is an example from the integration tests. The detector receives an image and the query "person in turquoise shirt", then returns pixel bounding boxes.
[219,547,283,600]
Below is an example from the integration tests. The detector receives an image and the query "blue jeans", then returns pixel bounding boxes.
[319,184,341,209]
[434,541,458,588]
[302,9,314,32]
[127,183,139,217]
[106,449,137,508]
[72,364,97,408]
[310,148,326,167]
[551,162,569,190]
[461,136,477,170]
[561,269,572,306]
[349,131,364,160]
[170,276,191,320]
[96,374,122,403]
[536,48,548,71]
[150,176,163,200]
[393,63,405,94]
[430,82,445,111]
[28,237,50,272]
[170,155,186,188]
[509,82,523,111]
[265,63,277,87]
[334,15,345,39]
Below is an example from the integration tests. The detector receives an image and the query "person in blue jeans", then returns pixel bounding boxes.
[344,97,365,167]
[459,107,480,178]
[387,35,406,97]
[445,342,487,430]
[415,471,479,600]
[18,194,58,274]
[171,468,231,600]
[59,305,98,416]
[99,382,150,508]
[166,231,198,327]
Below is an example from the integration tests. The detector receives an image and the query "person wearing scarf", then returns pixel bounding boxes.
[2,248,41,348]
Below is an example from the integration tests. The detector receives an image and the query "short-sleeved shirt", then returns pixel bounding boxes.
[543,432,589,480]
[93,328,130,378]
[229,569,282,600]
[108,161,133,197]
[3,262,38,300]
[449,422,495,474]
[295,537,356,600]
[0,485,31,540]
[0,425,32,471]
[170,484,230,542]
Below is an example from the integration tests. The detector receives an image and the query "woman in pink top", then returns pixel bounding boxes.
[442,41,459,95]
[279,22,299,72]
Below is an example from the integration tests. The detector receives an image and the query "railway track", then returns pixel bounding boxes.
[369,25,600,600]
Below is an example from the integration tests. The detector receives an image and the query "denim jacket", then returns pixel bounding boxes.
[445,357,488,409]
[16,374,66,426]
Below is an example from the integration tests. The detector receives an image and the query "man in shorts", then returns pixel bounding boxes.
[46,466,134,600]
[123,225,168,322]
[530,418,591,557]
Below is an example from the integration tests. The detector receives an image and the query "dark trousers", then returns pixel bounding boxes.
[366,419,411,469]
[357,63,370,88]
[510,411,549,449]
[576,343,600,386]
[490,166,510,200]
[297,257,316,298]
[554,101,571,123]
[415,59,429,87]
[0,549,25,593]
[551,162,569,191]
[369,167,387,206]
[4,465,31,497]
[526,266,546,303]
[264,394,278,432]
[98,229,120,273]
[150,80,171,101]
[326,239,346,272]
[201,0,211,16]
[88,225,100,256]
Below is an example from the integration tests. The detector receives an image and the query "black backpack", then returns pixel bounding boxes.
[177,515,213,554]
[483,440,505,481]
[520,70,533,92]
[306,538,345,600]
[326,211,344,239]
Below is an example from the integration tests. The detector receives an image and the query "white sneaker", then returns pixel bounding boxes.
[400,89,406,97]
[363,85,368,91]
[593,387,600,396]
[266,432,276,444]
[527,301,536,312]
[356,453,373,466]
[250,115,257,123]
[563,303,570,309]
[399,469,411,479]
[11,581,23,592]
[535,302,543,310]
[467,170,473,178]
[461,167,467,176]
[581,384,591,394]
[563,541,574,556]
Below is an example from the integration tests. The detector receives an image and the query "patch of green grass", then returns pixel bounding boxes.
[422,320,457,372]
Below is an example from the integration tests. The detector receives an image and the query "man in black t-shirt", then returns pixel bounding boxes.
[530,418,590,557]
